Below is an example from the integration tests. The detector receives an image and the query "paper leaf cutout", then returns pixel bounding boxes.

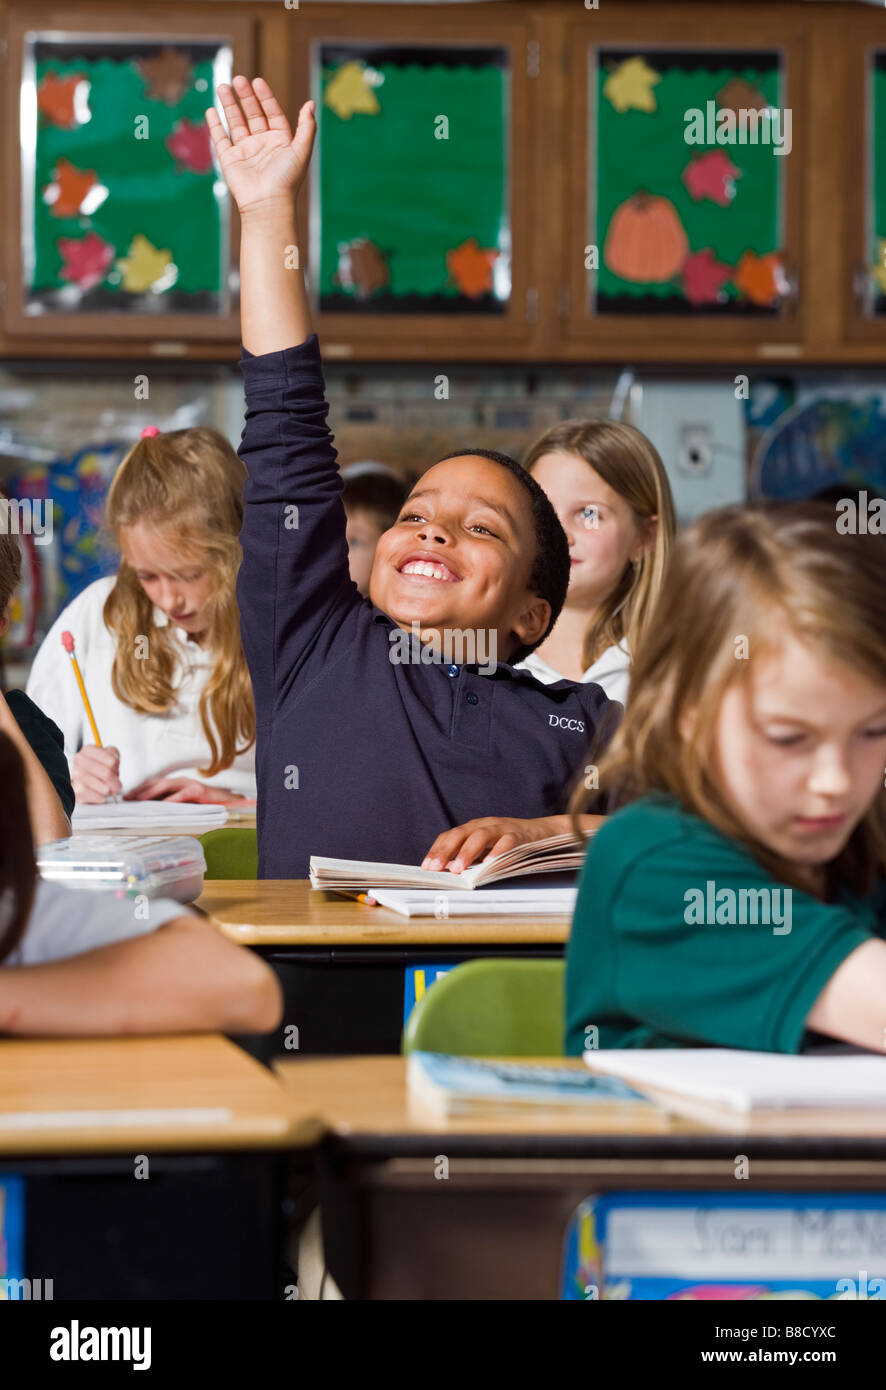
[116,234,174,293]
[447,238,498,298]
[333,237,390,298]
[138,48,194,104]
[733,251,786,307]
[166,119,214,174]
[682,248,732,306]
[324,62,381,121]
[603,56,661,114]
[38,71,89,128]
[44,158,98,218]
[603,194,688,283]
[682,151,741,206]
[57,232,115,291]
[716,77,768,115]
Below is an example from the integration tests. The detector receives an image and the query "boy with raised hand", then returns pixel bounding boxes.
[207,78,618,878]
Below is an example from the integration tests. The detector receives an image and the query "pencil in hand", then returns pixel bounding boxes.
[61,630,121,803]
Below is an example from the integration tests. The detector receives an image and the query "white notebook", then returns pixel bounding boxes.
[583,1048,886,1116]
[370,887,577,918]
[72,802,228,831]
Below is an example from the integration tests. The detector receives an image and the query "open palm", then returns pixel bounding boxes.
[206,76,315,214]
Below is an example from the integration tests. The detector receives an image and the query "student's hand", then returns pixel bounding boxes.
[124,777,241,804]
[207,77,316,217]
[421,815,567,874]
[72,745,122,803]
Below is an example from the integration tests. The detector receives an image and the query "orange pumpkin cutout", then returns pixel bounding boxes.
[603,193,689,284]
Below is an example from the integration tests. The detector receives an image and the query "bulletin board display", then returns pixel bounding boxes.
[313,43,511,315]
[868,53,886,315]
[19,33,234,322]
[591,47,787,316]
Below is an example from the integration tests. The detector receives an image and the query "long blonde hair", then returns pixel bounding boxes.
[103,427,254,777]
[524,420,675,668]
[571,502,886,897]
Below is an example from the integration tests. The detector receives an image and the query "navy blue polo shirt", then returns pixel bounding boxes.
[237,334,621,879]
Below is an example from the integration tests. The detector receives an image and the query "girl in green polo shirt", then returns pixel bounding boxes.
[565,501,886,1055]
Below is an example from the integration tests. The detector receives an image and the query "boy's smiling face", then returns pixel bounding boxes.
[369,454,551,663]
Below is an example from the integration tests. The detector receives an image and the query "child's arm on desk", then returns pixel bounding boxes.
[0,916,282,1036]
[208,78,354,719]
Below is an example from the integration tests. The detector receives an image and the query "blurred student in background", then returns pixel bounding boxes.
[519,420,676,703]
[342,462,409,596]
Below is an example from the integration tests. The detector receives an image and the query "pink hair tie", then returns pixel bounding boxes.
[140,425,160,438]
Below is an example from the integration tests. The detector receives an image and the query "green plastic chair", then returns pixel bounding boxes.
[402,958,566,1057]
[198,827,258,879]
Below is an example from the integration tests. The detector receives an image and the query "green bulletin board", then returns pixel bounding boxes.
[25,37,231,316]
[315,44,510,314]
[593,48,786,315]
[870,55,886,314]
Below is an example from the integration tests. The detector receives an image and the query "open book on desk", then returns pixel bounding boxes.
[309,831,587,892]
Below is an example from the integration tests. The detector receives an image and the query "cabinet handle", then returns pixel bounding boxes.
[853,263,872,313]
[779,263,799,305]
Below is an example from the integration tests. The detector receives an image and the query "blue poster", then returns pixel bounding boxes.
[0,1177,26,1297]
[403,963,455,1026]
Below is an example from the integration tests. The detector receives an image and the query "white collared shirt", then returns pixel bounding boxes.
[26,576,256,797]
[517,637,630,705]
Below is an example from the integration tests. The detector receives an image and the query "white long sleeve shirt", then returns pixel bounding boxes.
[26,576,256,798]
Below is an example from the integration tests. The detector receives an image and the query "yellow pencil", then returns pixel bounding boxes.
[61,630,102,745]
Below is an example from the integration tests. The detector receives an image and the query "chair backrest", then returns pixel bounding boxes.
[402,958,566,1056]
[198,828,258,880]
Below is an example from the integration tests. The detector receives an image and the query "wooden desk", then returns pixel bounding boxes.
[0,1035,317,1300]
[0,1034,317,1155]
[200,879,568,946]
[275,1056,886,1300]
[199,881,567,1059]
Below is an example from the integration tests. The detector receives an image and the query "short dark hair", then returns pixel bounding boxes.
[436,448,570,663]
[342,469,408,532]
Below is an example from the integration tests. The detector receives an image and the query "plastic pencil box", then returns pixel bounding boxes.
[36,835,206,904]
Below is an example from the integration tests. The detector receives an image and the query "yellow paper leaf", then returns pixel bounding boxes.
[116,234,173,294]
[324,61,381,121]
[603,56,661,115]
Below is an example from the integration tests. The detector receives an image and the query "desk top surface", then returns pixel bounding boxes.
[0,1034,320,1156]
[273,1056,886,1154]
[198,880,569,946]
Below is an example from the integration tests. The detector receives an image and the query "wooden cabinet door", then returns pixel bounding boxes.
[844,14,886,347]
[291,2,541,361]
[558,1,809,363]
[3,4,254,345]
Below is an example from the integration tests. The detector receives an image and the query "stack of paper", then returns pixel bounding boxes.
[583,1048,886,1130]
[72,802,228,832]
[371,887,577,917]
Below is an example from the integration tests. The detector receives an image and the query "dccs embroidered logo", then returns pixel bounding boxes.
[548,715,586,732]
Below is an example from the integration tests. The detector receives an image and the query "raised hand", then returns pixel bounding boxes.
[206,76,316,216]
